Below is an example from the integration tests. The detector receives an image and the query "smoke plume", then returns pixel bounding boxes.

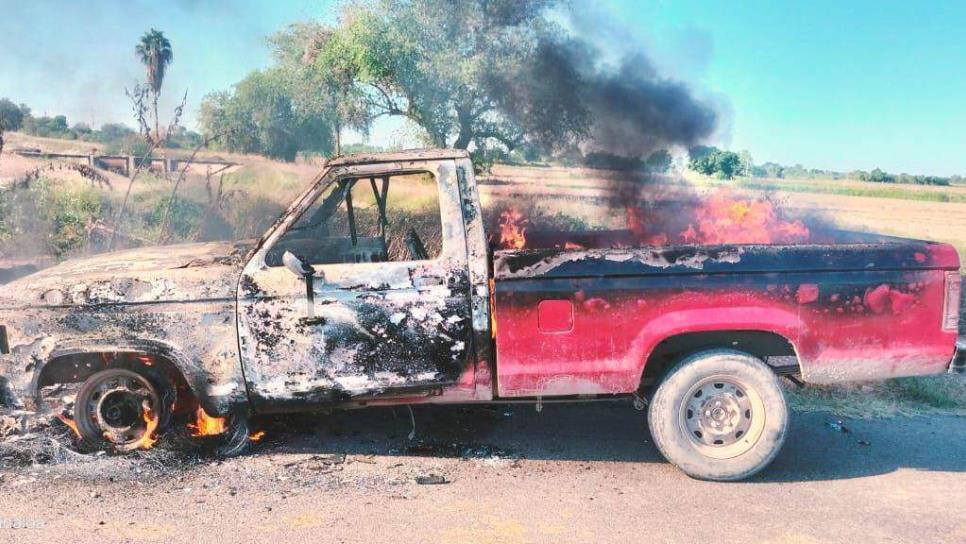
[533,36,718,157]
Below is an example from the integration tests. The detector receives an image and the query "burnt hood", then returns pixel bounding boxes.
[0,240,256,309]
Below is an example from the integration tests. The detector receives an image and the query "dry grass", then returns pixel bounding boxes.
[787,375,966,419]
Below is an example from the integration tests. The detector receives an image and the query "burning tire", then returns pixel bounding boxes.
[73,369,164,452]
[187,408,252,457]
[647,350,788,481]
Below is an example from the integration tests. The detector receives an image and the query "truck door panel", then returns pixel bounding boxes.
[237,161,473,406]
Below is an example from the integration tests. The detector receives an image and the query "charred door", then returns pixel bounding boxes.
[237,160,473,406]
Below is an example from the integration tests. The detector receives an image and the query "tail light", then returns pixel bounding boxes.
[944,271,962,331]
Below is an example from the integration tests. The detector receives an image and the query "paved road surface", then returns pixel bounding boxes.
[1,403,964,543]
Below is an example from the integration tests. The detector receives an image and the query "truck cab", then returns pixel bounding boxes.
[236,150,492,408]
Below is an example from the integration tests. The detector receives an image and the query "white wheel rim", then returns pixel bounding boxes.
[677,374,766,460]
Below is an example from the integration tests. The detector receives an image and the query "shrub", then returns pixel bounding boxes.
[0,178,110,258]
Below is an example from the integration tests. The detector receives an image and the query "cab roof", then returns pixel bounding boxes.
[325,148,470,168]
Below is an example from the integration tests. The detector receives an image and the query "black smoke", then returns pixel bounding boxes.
[532,36,718,158]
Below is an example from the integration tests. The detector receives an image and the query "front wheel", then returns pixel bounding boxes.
[73,368,164,452]
[647,350,788,481]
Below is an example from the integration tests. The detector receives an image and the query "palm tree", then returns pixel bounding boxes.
[135,29,173,144]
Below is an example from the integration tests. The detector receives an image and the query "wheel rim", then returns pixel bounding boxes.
[677,374,766,460]
[80,372,160,451]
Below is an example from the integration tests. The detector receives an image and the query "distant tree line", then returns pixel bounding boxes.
[0,97,202,154]
[687,145,959,186]
[687,146,749,179]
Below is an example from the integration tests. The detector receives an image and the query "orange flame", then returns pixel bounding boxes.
[137,354,154,367]
[188,406,227,437]
[625,206,671,246]
[114,400,159,451]
[133,400,160,450]
[249,430,266,442]
[496,188,809,252]
[623,189,810,246]
[498,208,529,250]
[678,190,809,245]
[56,414,82,439]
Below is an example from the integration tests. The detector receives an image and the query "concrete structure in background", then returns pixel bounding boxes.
[12,150,235,178]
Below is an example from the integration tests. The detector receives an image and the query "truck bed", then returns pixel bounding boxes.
[491,233,960,397]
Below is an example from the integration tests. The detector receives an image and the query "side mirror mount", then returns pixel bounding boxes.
[283,251,318,318]
[282,251,313,277]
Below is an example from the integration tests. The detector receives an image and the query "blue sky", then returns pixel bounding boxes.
[2,0,964,175]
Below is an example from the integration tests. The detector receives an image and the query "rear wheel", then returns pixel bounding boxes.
[74,369,164,452]
[647,350,788,481]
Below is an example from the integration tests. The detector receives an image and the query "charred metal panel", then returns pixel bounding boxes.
[327,148,470,168]
[455,159,495,401]
[0,241,250,414]
[494,241,960,281]
[237,160,478,407]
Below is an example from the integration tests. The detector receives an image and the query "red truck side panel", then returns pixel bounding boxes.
[796,269,955,383]
[494,268,957,397]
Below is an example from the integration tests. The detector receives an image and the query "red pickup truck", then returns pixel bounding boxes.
[0,149,962,480]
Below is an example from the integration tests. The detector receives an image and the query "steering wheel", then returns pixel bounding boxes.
[405,228,429,260]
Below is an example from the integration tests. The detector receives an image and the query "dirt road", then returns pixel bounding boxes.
[1,402,964,543]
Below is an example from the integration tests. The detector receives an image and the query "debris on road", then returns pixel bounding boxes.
[281,453,347,471]
[402,439,512,460]
[827,420,851,434]
[415,473,448,485]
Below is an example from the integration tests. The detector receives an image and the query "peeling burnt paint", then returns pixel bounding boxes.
[494,246,744,279]
[494,239,959,281]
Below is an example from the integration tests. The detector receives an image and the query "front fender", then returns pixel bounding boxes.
[31,338,243,416]
[0,299,246,416]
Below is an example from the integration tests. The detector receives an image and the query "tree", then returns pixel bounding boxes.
[281,0,586,152]
[687,146,741,179]
[713,151,742,179]
[0,98,26,131]
[98,123,135,142]
[23,115,70,137]
[761,162,784,178]
[782,163,808,178]
[135,29,174,144]
[71,122,93,136]
[200,69,334,161]
[687,145,719,175]
[868,168,895,183]
[269,21,371,155]
[738,150,754,177]
[644,150,672,173]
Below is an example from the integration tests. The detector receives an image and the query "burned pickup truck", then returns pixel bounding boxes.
[0,149,962,480]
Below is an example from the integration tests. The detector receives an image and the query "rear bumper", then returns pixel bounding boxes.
[951,339,966,374]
